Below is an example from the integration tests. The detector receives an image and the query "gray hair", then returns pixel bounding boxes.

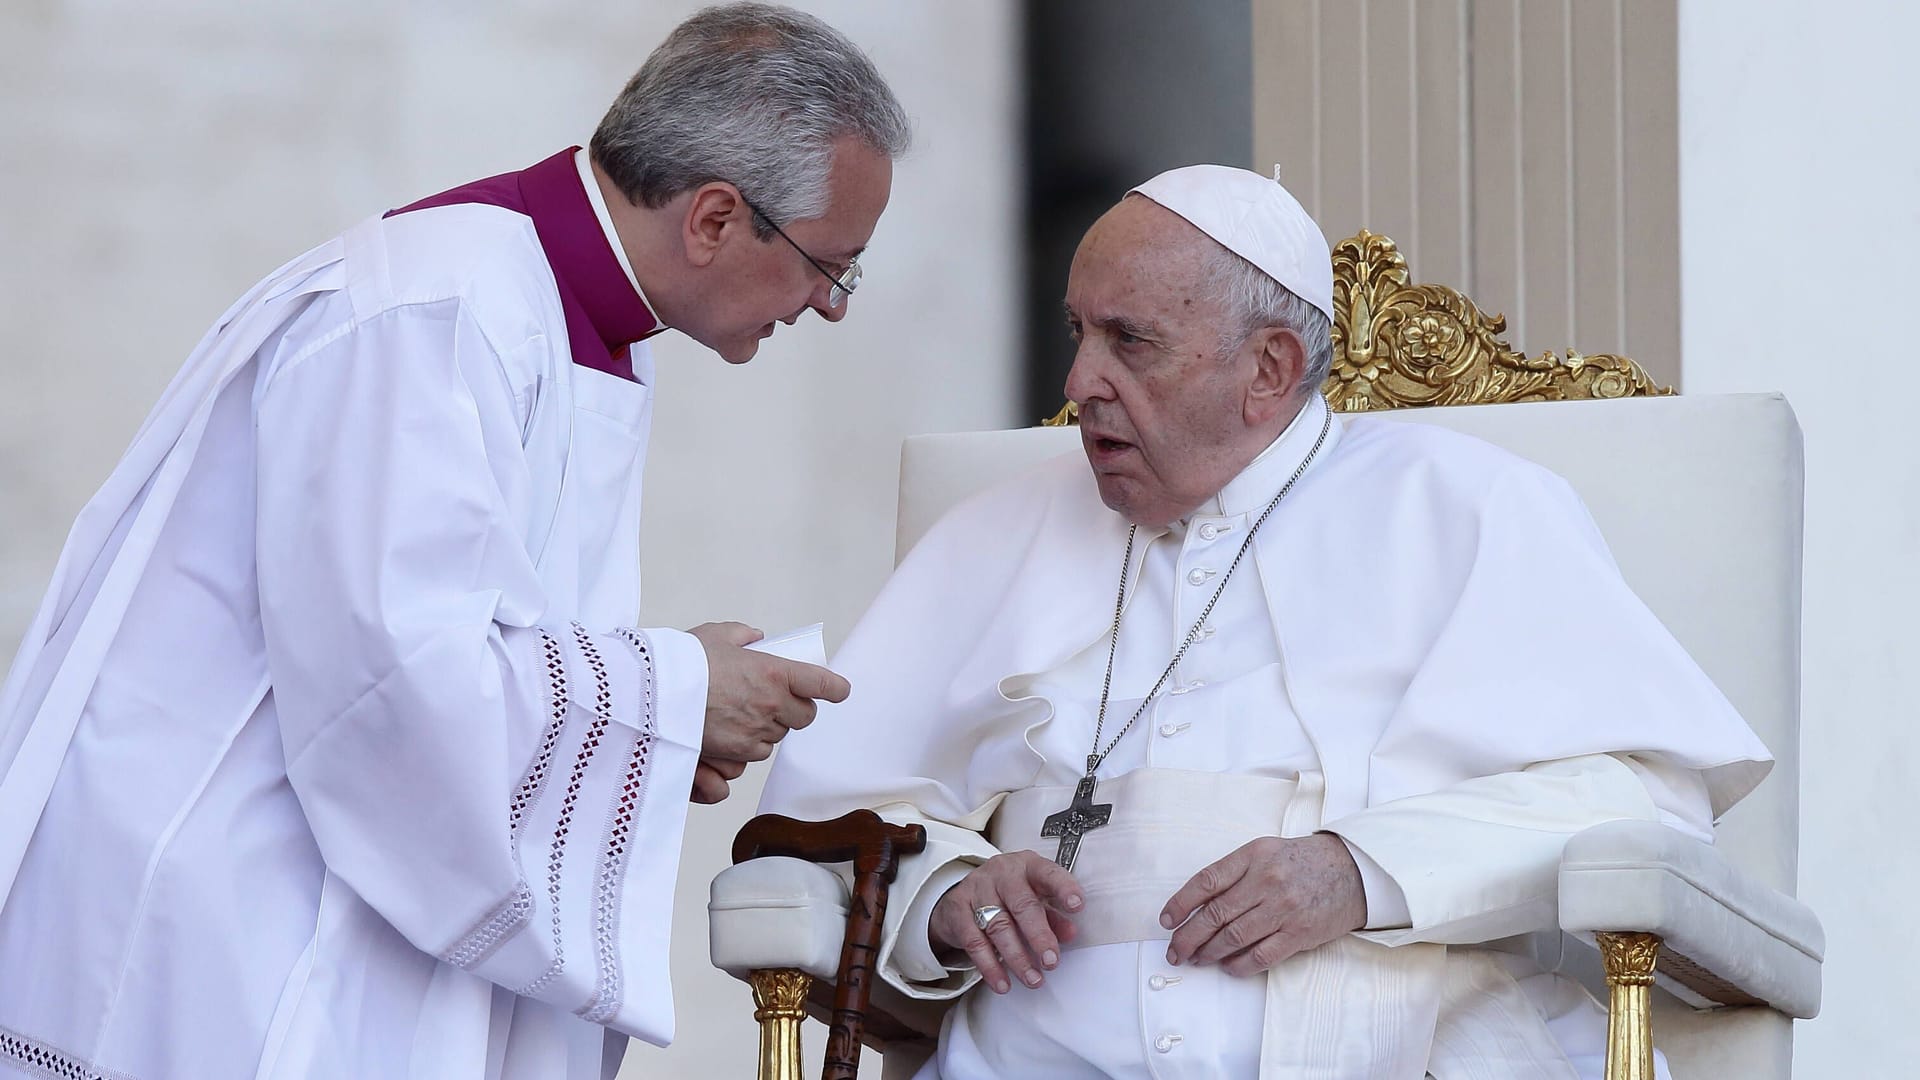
[590,3,911,239]
[1205,245,1334,397]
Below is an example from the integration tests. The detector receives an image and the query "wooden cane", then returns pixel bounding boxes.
[733,810,927,1080]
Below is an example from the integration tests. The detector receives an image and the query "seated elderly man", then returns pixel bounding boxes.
[758,165,1770,1079]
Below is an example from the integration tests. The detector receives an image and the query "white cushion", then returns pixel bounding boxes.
[708,856,848,981]
[1560,819,1823,1018]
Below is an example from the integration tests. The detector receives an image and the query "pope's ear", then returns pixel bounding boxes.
[681,182,750,268]
[1245,324,1309,424]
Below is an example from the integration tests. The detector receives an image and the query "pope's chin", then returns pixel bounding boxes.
[1086,464,1149,521]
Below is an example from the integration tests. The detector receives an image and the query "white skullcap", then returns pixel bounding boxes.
[1129,164,1335,322]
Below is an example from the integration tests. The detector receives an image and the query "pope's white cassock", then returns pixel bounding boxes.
[760,393,1772,1080]
[0,149,708,1079]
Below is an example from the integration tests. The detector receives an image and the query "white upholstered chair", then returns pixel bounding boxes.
[708,234,1824,1080]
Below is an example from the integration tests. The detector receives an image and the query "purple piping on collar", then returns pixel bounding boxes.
[388,147,663,382]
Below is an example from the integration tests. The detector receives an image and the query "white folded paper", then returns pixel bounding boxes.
[743,622,827,667]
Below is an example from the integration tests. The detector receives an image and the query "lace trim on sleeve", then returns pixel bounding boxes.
[0,1024,137,1080]
[441,627,570,969]
[515,623,613,997]
[577,627,661,1023]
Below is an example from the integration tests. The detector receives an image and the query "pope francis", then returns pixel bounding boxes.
[758,165,1771,1079]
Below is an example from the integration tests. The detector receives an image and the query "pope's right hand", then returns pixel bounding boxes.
[690,621,851,765]
[930,851,1083,994]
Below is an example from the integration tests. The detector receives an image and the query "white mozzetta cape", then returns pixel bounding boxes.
[761,408,1772,1077]
[0,159,705,1080]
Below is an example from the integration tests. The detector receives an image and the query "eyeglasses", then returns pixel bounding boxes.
[742,197,862,309]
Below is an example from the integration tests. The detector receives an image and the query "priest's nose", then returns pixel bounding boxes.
[809,290,849,323]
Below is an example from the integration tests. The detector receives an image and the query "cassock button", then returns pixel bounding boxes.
[1148,974,1169,990]
[1155,1034,1183,1053]
[1198,522,1219,541]
[1186,568,1212,586]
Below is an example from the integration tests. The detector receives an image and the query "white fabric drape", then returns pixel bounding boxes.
[0,204,703,1080]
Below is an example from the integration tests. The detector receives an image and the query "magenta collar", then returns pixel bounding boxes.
[389,147,663,381]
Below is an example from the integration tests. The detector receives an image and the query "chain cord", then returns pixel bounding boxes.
[1085,406,1333,776]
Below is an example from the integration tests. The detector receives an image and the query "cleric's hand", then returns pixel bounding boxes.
[690,756,746,804]
[689,621,851,764]
[930,851,1084,995]
[1159,833,1367,977]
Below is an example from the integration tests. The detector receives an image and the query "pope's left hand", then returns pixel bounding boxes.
[1159,833,1367,977]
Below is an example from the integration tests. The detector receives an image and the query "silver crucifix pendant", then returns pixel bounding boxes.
[1041,766,1113,872]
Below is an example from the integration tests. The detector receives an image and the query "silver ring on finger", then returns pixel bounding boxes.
[972,904,1005,931]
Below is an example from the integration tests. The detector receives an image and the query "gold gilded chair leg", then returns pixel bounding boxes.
[1597,932,1662,1080]
[749,968,812,1080]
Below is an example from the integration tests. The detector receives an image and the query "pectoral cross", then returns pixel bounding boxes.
[1041,765,1112,872]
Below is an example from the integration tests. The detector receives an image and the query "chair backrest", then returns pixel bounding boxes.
[897,230,1803,895]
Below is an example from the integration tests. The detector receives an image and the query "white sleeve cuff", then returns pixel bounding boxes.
[639,626,707,754]
[891,859,980,983]
[1341,836,1412,931]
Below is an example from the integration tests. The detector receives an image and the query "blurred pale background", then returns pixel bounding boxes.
[3,1,1916,1076]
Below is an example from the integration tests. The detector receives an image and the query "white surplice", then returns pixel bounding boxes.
[0,165,704,1079]
[760,396,1772,1079]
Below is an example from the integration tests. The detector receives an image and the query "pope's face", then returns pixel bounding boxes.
[696,137,893,364]
[1063,198,1267,527]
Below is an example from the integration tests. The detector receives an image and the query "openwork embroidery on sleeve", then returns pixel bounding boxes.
[511,628,574,834]
[1,1023,137,1080]
[441,628,569,970]
[518,623,614,997]
[579,626,661,1023]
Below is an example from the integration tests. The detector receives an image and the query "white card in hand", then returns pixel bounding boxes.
[744,622,826,667]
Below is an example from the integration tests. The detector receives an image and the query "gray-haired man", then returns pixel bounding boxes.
[0,5,904,1078]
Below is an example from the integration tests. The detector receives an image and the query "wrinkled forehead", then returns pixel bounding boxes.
[1067,197,1227,314]
[1080,195,1218,264]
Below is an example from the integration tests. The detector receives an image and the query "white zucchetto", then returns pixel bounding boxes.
[1130,164,1335,321]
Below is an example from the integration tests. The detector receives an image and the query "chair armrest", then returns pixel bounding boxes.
[1558,819,1824,1018]
[709,856,851,980]
[709,856,949,1046]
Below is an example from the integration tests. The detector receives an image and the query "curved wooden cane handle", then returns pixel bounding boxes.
[733,810,927,1080]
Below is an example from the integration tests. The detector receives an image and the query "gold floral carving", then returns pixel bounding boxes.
[1325,230,1670,411]
[1598,931,1662,985]
[1039,228,1672,425]
[749,968,812,1080]
[1596,932,1662,1080]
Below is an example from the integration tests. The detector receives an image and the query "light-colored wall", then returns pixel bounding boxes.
[1253,0,1681,386]
[0,1,1021,1075]
[1676,1,1920,1075]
